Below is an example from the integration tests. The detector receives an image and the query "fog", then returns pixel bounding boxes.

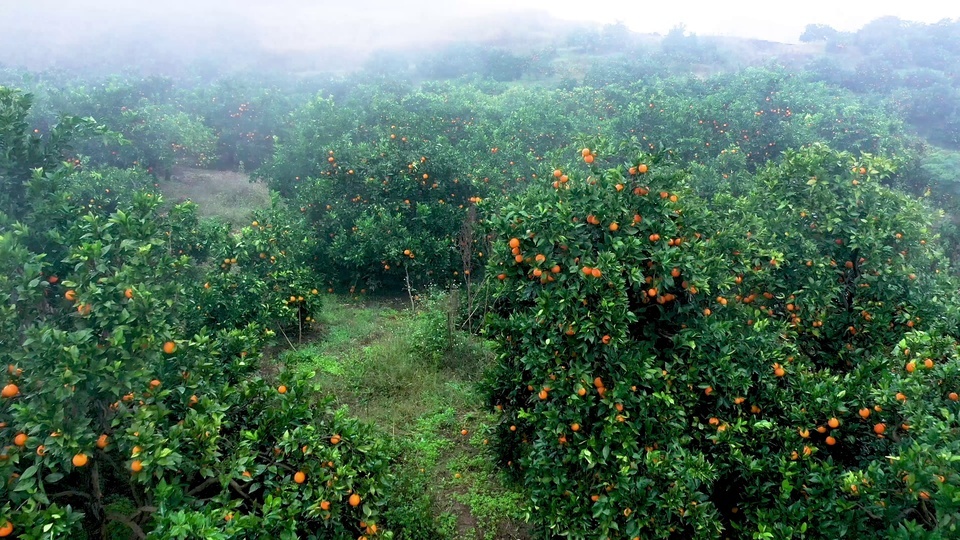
[1,0,957,74]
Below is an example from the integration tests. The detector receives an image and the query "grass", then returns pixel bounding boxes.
[279,295,529,539]
[159,167,271,229]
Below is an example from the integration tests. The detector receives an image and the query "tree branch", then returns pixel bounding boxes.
[106,512,146,540]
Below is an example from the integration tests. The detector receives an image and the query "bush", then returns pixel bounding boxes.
[481,140,960,538]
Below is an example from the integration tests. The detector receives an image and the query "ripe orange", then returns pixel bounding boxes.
[1,384,19,399]
[14,433,27,446]
[591,268,602,278]
[637,164,648,174]
[0,521,11,537]
[331,434,341,445]
[580,148,591,157]
[294,471,306,484]
[584,154,594,164]
[609,222,619,232]
[858,408,870,419]
[553,169,562,178]
[571,423,580,432]
[149,379,161,389]
[162,341,176,354]
[827,417,840,429]
[874,423,886,435]
[924,358,934,369]
[906,362,916,373]
[825,436,836,446]
[349,493,361,507]
[320,500,331,510]
[124,288,134,299]
[949,392,959,401]
[277,385,287,394]
[131,460,143,473]
[72,453,89,467]
[97,434,109,449]
[65,290,77,302]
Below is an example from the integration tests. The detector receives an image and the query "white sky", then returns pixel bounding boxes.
[2,0,957,66]
[456,0,958,42]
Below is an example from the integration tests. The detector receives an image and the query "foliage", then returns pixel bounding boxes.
[482,140,960,538]
[0,96,395,540]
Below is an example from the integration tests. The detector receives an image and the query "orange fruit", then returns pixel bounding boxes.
[149,379,161,389]
[97,434,109,449]
[874,423,886,435]
[571,423,580,432]
[637,164,648,174]
[278,385,287,394]
[1,384,19,399]
[349,493,361,507]
[591,268,602,278]
[14,433,27,446]
[949,392,959,401]
[827,417,840,429]
[924,358,934,369]
[580,148,591,157]
[0,521,11,537]
[124,288,134,299]
[825,436,836,446]
[584,154,594,164]
[131,460,143,472]
[461,429,468,436]
[72,453,89,467]
[294,471,306,484]
[858,408,870,419]
[320,500,331,511]
[162,341,176,354]
[906,362,916,373]
[331,434,341,445]
[553,169,562,178]
[65,290,77,301]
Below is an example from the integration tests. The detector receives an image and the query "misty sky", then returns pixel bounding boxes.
[2,0,957,71]
[476,0,958,42]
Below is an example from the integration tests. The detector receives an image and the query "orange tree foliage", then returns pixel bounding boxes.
[0,90,397,539]
[482,140,960,538]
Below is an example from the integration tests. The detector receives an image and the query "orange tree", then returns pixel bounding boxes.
[193,198,323,340]
[292,136,484,292]
[0,92,398,538]
[0,187,396,539]
[481,140,960,538]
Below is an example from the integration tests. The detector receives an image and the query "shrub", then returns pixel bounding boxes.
[482,141,960,538]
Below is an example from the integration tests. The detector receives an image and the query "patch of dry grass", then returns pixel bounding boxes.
[160,167,271,228]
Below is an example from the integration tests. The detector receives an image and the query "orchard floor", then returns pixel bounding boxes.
[160,167,271,228]
[279,299,531,539]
